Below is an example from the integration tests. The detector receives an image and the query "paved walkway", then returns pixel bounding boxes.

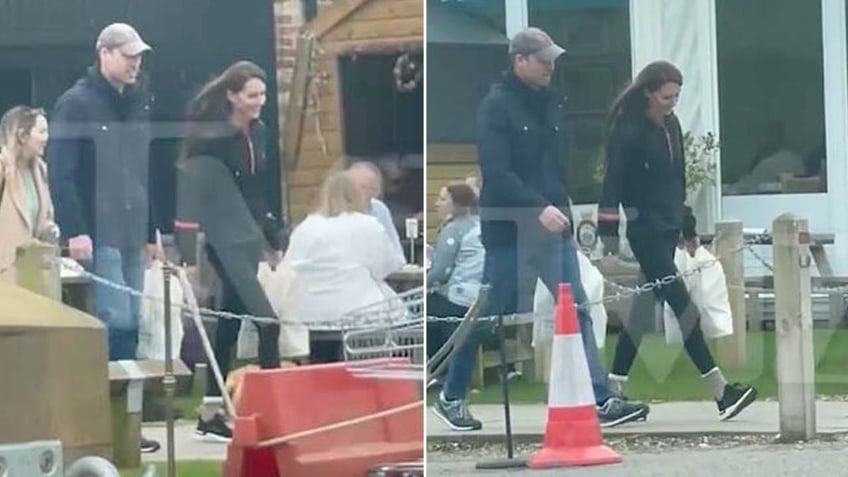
[427,401,848,441]
[141,421,227,463]
[139,401,848,462]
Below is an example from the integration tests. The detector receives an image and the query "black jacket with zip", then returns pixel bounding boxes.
[597,112,686,238]
[175,119,284,266]
[47,66,158,247]
[476,72,573,248]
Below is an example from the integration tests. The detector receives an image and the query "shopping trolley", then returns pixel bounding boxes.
[341,286,425,477]
[341,286,425,381]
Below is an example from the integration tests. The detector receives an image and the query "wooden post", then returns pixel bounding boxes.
[773,213,816,441]
[716,220,746,368]
[109,380,143,468]
[15,241,61,301]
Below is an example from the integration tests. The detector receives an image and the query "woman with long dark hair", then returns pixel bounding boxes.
[597,61,757,421]
[176,61,284,441]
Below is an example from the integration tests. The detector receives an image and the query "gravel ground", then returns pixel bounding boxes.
[428,434,848,476]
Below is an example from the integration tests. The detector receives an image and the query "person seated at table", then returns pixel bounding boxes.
[283,171,406,360]
[427,183,484,385]
[347,160,406,263]
[0,106,55,282]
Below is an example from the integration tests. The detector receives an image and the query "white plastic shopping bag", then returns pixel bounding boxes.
[663,246,734,344]
[236,261,310,360]
[532,251,608,349]
[138,259,185,360]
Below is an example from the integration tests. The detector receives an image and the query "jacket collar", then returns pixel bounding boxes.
[83,66,148,106]
[0,149,50,233]
[502,71,558,104]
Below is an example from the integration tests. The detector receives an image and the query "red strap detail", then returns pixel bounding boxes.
[174,220,200,230]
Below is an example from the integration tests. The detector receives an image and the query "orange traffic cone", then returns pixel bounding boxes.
[527,283,622,469]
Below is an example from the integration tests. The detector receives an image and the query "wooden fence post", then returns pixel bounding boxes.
[15,241,61,301]
[773,213,816,441]
[716,220,746,368]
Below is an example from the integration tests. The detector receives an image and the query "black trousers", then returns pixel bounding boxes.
[611,229,717,376]
[205,244,280,397]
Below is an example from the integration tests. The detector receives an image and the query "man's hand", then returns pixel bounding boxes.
[68,235,93,261]
[538,205,570,233]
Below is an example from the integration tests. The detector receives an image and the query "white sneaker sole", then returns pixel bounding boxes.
[719,388,756,421]
[193,430,232,443]
[430,406,481,432]
[599,407,649,428]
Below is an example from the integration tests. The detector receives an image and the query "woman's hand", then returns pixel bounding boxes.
[264,249,283,270]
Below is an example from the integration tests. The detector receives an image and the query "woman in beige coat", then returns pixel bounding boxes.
[0,106,54,282]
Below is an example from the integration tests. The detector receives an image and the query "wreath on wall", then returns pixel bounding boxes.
[393,52,423,92]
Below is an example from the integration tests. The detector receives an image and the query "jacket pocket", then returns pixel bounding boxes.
[513,122,542,167]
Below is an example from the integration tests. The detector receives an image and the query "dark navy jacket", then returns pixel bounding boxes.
[597,112,686,238]
[47,66,156,248]
[476,72,573,249]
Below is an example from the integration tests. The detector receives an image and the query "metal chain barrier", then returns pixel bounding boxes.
[425,232,785,382]
[57,257,404,331]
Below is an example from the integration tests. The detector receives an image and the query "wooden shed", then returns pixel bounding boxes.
[282,0,424,228]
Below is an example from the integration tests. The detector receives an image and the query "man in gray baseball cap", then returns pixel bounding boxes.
[432,26,650,432]
[47,21,161,453]
[509,26,566,64]
[96,22,152,57]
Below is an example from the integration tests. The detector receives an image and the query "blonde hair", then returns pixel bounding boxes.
[318,171,367,217]
[464,176,481,196]
[0,106,46,162]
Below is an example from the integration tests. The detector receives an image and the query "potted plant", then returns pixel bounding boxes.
[683,131,720,203]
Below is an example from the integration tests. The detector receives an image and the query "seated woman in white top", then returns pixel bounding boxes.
[283,171,406,338]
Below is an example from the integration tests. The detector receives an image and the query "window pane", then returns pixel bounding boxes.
[528,0,631,204]
[718,0,826,195]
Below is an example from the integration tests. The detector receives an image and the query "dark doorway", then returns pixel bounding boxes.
[0,68,32,114]
[339,52,423,158]
[338,51,424,243]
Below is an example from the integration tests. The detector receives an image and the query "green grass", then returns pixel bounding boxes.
[146,358,258,423]
[431,330,848,404]
[120,461,221,476]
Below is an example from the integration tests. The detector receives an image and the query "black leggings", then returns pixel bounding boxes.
[205,245,280,397]
[611,229,716,376]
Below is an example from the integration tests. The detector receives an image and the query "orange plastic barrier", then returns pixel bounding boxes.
[222,358,423,477]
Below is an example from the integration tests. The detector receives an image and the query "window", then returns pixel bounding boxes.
[718,0,826,195]
[528,0,631,204]
[426,0,508,144]
[303,0,318,23]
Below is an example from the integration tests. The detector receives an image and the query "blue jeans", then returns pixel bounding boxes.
[442,236,613,405]
[92,246,145,361]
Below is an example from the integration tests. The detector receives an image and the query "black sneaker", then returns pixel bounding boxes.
[432,396,482,431]
[598,397,650,428]
[611,392,648,421]
[195,413,233,442]
[717,383,757,421]
[140,436,160,453]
